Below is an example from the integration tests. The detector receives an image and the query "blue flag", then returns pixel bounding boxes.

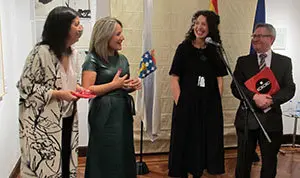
[250,0,265,54]
[138,50,157,79]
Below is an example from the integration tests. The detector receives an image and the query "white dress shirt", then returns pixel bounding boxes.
[257,49,272,68]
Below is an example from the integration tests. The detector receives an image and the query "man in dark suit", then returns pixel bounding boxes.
[231,23,295,178]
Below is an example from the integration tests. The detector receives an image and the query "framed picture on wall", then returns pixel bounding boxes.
[74,18,92,48]
[0,18,5,97]
[272,28,287,50]
[67,0,91,18]
[34,19,46,43]
[35,0,64,18]
[35,0,91,18]
[75,48,88,81]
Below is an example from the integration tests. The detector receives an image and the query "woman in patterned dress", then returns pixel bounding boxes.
[17,6,84,178]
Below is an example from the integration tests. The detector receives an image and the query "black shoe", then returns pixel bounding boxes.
[181,175,188,178]
[180,174,200,178]
[192,172,203,178]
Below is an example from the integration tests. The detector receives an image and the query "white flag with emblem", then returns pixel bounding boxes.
[135,0,160,141]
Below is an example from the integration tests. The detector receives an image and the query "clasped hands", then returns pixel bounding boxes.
[253,93,273,110]
[112,69,142,91]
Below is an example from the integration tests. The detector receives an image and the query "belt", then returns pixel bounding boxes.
[127,94,136,116]
[95,90,136,116]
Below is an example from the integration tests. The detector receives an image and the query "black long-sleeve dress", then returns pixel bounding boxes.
[168,40,228,177]
[82,53,136,178]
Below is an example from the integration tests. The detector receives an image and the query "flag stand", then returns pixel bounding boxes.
[136,120,149,175]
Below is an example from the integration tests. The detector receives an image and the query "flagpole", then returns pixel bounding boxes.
[136,0,153,174]
[139,120,144,163]
[136,120,149,175]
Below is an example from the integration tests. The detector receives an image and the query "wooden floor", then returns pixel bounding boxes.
[78,147,300,178]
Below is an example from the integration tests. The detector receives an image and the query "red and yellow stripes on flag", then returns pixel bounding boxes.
[209,0,218,14]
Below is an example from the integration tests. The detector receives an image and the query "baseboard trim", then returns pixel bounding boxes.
[282,134,300,145]
[9,157,20,178]
[78,135,300,157]
[78,146,169,157]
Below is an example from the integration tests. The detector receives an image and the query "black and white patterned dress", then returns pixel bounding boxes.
[17,44,78,178]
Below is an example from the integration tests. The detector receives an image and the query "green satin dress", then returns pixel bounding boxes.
[82,53,136,178]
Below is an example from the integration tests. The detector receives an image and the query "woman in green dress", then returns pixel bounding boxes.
[82,17,141,178]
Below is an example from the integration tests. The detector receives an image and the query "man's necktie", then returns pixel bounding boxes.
[259,53,267,70]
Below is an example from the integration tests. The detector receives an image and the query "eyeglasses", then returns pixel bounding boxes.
[251,34,272,39]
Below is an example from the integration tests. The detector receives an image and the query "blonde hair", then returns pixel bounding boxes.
[89,17,123,62]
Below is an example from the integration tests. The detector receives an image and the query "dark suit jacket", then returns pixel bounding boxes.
[231,52,295,132]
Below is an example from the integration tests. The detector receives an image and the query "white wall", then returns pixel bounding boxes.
[266,0,300,134]
[96,0,111,18]
[78,0,111,146]
[0,0,33,177]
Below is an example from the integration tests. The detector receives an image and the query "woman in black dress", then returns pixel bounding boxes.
[168,10,228,178]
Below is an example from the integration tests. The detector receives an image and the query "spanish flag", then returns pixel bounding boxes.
[250,0,265,54]
[209,0,218,14]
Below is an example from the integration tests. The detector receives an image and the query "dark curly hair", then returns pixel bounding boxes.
[185,10,221,44]
[40,6,79,59]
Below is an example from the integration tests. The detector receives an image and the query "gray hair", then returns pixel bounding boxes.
[89,17,123,62]
[255,23,276,39]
